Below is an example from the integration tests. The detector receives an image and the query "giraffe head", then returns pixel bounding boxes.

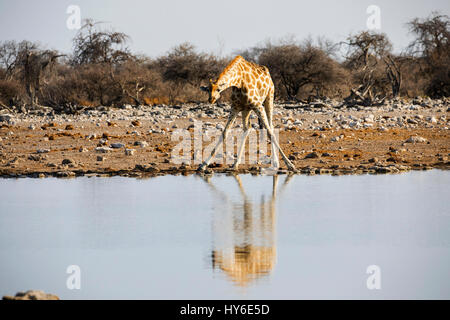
[200,79,224,104]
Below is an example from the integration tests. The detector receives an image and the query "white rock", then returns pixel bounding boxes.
[330,136,340,142]
[428,116,437,123]
[0,114,13,123]
[134,141,149,148]
[405,136,427,143]
[95,147,113,153]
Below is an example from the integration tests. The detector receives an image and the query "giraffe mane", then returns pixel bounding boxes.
[215,55,244,83]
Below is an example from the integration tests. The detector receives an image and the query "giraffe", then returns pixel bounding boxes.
[198,55,296,172]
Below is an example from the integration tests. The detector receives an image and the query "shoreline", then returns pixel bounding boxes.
[0,161,448,179]
[0,165,450,179]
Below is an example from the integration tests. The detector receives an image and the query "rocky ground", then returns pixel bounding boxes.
[0,97,449,178]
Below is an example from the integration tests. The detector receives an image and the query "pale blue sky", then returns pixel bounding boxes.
[0,0,449,57]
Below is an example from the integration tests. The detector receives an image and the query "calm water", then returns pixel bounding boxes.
[0,171,449,299]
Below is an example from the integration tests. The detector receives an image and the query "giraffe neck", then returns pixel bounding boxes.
[215,57,243,92]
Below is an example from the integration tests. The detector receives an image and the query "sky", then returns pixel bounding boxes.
[0,0,449,58]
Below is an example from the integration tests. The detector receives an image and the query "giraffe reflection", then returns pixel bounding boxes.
[203,174,293,287]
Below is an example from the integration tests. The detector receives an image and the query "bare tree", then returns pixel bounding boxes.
[0,41,27,80]
[384,55,402,97]
[343,31,393,103]
[71,19,131,65]
[407,12,450,97]
[408,12,449,62]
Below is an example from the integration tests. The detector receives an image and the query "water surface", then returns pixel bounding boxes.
[0,171,449,299]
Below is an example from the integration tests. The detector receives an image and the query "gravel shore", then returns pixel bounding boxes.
[0,97,449,178]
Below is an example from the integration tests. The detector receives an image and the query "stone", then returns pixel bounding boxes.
[364,114,375,122]
[62,158,74,165]
[134,141,148,148]
[125,149,135,156]
[0,114,13,123]
[427,116,437,123]
[375,166,392,173]
[3,290,59,300]
[134,164,160,173]
[95,147,113,153]
[110,143,125,149]
[405,136,427,143]
[304,152,320,159]
[330,136,340,142]
[86,133,97,140]
[56,171,76,178]
[28,155,41,161]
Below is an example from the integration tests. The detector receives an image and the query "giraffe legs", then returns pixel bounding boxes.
[231,109,251,170]
[253,106,296,172]
[264,93,279,169]
[198,109,238,172]
[266,110,279,169]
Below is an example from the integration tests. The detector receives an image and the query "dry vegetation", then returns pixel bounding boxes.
[0,13,448,114]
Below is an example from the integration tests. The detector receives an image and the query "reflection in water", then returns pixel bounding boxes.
[203,174,293,287]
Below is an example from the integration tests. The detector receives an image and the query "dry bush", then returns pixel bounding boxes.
[78,64,121,106]
[156,43,226,85]
[257,40,348,100]
[426,58,450,97]
[40,64,87,108]
[41,64,121,108]
[153,43,227,103]
[111,59,156,105]
[0,79,23,107]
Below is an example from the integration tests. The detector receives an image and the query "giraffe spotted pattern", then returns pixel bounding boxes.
[199,55,296,172]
